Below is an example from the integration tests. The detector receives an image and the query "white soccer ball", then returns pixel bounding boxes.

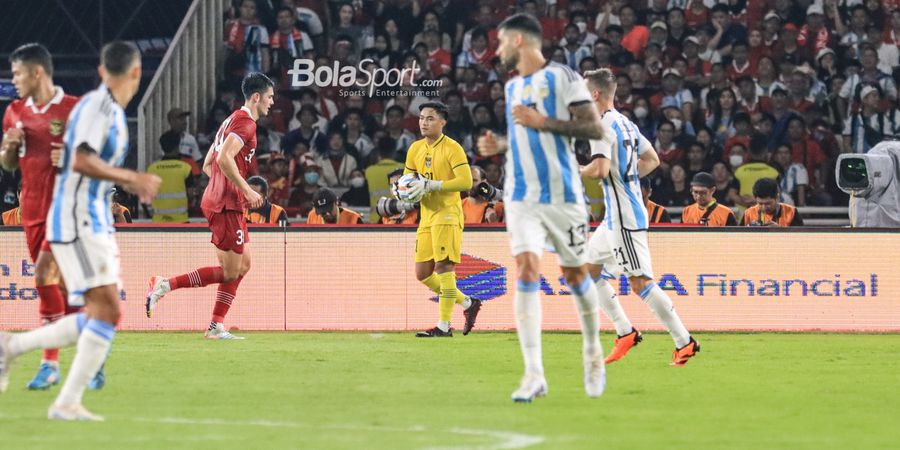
[395,173,422,202]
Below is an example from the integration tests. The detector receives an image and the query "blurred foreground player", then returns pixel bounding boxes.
[0,41,160,420]
[403,102,482,338]
[0,43,107,391]
[145,73,273,339]
[477,14,607,401]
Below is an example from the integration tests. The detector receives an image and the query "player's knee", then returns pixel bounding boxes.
[561,268,587,287]
[629,277,652,296]
[240,259,251,276]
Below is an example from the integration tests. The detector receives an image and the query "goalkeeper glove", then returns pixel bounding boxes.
[406,177,443,201]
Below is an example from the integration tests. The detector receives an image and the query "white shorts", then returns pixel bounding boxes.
[587,226,654,279]
[50,233,121,307]
[506,201,590,267]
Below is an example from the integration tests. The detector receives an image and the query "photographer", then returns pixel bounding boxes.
[462,166,504,224]
[377,169,418,225]
[742,178,804,227]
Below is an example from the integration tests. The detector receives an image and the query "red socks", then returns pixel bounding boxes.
[170,266,224,290]
[211,275,243,323]
[37,284,66,363]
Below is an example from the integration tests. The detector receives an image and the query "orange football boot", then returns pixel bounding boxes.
[605,328,642,364]
[671,337,700,366]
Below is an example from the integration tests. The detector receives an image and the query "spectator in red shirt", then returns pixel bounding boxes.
[423,29,451,77]
[786,116,827,191]
[619,5,649,59]
[614,73,636,112]
[224,0,270,78]
[655,120,684,171]
[788,69,816,114]
[727,41,753,80]
[797,4,832,56]
[685,0,709,29]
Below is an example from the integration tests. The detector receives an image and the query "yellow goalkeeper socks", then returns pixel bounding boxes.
[420,273,442,294]
[437,272,458,323]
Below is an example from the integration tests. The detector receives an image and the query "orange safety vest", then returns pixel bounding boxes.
[245,203,287,224]
[461,197,504,224]
[742,203,803,227]
[682,202,737,226]
[306,207,363,224]
[645,200,669,224]
[381,209,420,224]
[1,207,22,225]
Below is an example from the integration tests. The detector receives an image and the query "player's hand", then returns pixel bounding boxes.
[477,131,502,157]
[2,127,24,151]
[125,173,162,204]
[50,142,64,168]
[512,105,546,130]
[244,187,264,209]
[406,176,440,201]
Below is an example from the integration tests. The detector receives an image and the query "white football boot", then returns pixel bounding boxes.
[204,323,245,340]
[145,276,171,318]
[511,373,548,403]
[0,332,14,393]
[584,353,606,398]
[48,403,104,421]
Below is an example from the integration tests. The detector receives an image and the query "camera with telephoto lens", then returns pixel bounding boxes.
[376,196,417,218]
[473,181,502,201]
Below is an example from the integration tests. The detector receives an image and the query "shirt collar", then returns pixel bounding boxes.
[240,105,255,120]
[25,86,65,114]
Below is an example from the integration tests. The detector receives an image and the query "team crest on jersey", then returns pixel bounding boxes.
[49,119,64,137]
[425,155,432,168]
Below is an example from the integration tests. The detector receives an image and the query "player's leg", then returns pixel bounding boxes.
[28,237,66,389]
[433,225,481,334]
[205,244,249,340]
[547,205,604,397]
[506,202,548,402]
[49,283,119,421]
[587,228,641,364]
[414,228,450,337]
[630,276,698,365]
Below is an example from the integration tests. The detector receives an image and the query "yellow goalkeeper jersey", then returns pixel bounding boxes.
[404,134,467,227]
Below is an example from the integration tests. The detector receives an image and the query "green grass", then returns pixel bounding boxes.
[1,332,899,450]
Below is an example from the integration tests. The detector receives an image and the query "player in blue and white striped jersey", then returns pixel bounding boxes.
[0,42,160,421]
[580,69,699,367]
[478,14,607,402]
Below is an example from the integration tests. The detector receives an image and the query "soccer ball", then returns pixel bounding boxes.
[395,173,422,202]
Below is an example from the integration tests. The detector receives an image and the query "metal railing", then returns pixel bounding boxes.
[137,0,224,172]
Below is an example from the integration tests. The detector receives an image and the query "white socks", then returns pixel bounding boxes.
[461,296,472,310]
[437,321,450,332]
[9,313,86,358]
[594,277,634,336]
[640,284,691,348]
[55,319,115,407]
[514,281,543,377]
[570,277,603,361]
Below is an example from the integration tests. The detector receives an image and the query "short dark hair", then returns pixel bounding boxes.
[276,6,294,17]
[498,13,543,39]
[241,72,274,100]
[752,178,779,199]
[385,105,405,117]
[247,175,269,195]
[584,68,617,94]
[749,134,769,156]
[419,101,449,120]
[9,43,53,77]
[101,41,140,76]
[159,130,181,153]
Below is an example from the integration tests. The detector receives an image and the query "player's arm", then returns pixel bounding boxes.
[581,134,613,179]
[202,143,215,177]
[216,133,263,208]
[0,114,23,171]
[403,143,416,175]
[512,101,604,140]
[637,149,660,178]
[72,144,160,203]
[409,145,473,195]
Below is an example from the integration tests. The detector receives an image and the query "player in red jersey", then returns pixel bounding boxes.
[145,73,272,339]
[0,43,104,390]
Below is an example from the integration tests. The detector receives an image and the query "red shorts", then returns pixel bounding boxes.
[24,222,52,263]
[204,209,248,254]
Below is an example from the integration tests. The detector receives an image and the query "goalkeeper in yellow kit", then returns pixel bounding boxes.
[404,102,483,337]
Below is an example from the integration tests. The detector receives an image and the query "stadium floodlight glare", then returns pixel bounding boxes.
[836,141,900,227]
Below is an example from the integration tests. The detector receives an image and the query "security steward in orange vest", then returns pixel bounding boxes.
[2,206,21,225]
[682,172,737,226]
[307,188,364,224]
[244,176,288,224]
[462,166,504,224]
[640,177,670,223]
[743,178,804,227]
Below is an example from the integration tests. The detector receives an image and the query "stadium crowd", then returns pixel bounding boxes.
[6,0,899,225]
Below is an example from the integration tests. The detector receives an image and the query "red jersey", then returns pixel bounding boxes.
[201,107,257,212]
[1,88,78,226]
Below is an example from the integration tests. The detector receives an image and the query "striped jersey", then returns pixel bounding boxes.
[504,62,591,205]
[47,85,129,242]
[590,108,654,231]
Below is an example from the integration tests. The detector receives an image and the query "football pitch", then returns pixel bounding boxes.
[1,332,897,449]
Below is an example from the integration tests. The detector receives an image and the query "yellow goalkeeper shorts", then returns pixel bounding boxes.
[415,224,462,264]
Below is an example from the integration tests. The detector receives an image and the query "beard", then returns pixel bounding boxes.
[498,51,519,73]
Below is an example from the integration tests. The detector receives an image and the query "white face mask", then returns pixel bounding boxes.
[729,155,744,167]
[350,177,365,188]
[670,118,683,131]
[576,22,587,34]
[634,106,649,119]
